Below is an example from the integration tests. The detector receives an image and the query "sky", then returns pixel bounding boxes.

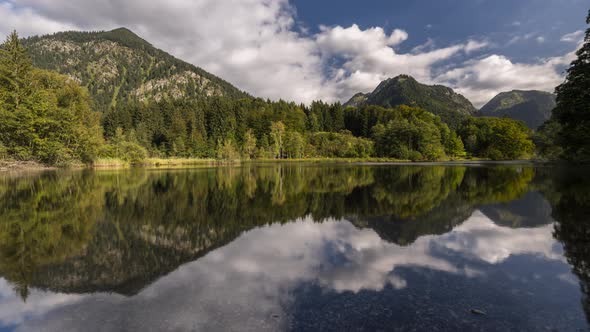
[0,0,587,107]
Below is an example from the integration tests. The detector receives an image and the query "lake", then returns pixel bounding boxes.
[0,164,588,331]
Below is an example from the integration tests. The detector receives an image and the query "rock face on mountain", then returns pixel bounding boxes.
[23,28,247,111]
[344,75,476,127]
[478,90,556,129]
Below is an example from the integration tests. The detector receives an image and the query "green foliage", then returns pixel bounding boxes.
[0,142,7,159]
[283,131,305,159]
[479,90,556,129]
[99,128,147,163]
[216,138,240,160]
[270,121,286,158]
[370,105,459,161]
[550,10,590,162]
[305,101,345,132]
[0,32,104,165]
[306,131,373,158]
[0,31,32,111]
[241,129,257,159]
[0,29,545,164]
[23,28,248,112]
[117,141,148,164]
[534,120,564,161]
[458,117,535,160]
[344,75,476,128]
[443,130,466,158]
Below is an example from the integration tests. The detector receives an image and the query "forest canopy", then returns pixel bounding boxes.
[0,31,103,164]
[539,10,590,162]
[0,30,538,165]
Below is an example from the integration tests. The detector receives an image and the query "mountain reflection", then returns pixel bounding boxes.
[0,164,588,331]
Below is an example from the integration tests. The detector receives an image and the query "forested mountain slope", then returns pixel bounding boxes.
[344,75,477,128]
[479,90,556,129]
[23,28,248,112]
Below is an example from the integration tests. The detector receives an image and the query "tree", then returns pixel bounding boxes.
[551,10,590,162]
[270,121,286,159]
[283,131,305,159]
[445,131,466,158]
[216,138,239,160]
[457,117,534,160]
[0,32,104,164]
[306,131,373,158]
[534,120,564,161]
[242,129,257,160]
[370,106,448,161]
[0,31,32,110]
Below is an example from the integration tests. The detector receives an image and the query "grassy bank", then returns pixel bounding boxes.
[2,156,534,172]
[93,158,220,169]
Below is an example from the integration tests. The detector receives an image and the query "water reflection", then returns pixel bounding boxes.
[0,164,587,331]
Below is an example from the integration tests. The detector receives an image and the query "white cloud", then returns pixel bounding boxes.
[0,2,77,39]
[5,0,337,103]
[436,49,577,107]
[0,0,578,107]
[506,32,537,46]
[536,36,546,44]
[561,30,584,43]
[315,24,488,100]
[465,40,489,53]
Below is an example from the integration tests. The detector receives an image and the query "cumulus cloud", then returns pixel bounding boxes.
[4,0,336,102]
[561,30,585,43]
[315,24,489,100]
[0,0,577,107]
[436,49,577,107]
[0,2,77,38]
[464,40,489,53]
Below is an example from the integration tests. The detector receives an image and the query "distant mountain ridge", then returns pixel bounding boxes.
[344,75,477,127]
[478,90,556,129]
[22,27,248,111]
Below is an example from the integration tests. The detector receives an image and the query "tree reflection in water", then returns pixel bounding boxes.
[0,164,586,326]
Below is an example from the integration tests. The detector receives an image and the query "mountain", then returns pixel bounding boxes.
[22,28,248,112]
[345,92,369,108]
[478,90,556,129]
[344,75,477,127]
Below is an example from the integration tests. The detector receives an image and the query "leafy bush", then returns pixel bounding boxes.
[216,139,240,160]
[371,106,451,161]
[0,143,7,159]
[307,131,373,158]
[35,140,71,165]
[458,117,534,160]
[0,32,103,165]
[118,142,148,164]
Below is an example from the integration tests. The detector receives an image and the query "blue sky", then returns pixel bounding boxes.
[0,0,587,106]
[294,0,587,60]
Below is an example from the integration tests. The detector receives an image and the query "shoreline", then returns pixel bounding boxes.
[0,158,549,172]
[0,160,58,172]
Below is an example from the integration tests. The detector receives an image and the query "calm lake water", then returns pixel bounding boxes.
[0,164,588,331]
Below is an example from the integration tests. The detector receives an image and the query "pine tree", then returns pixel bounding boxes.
[552,10,590,161]
[0,31,32,110]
